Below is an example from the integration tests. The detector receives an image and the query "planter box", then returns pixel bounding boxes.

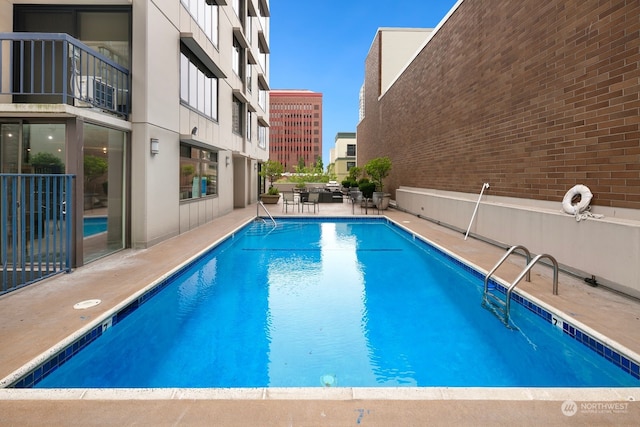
[260,194,280,204]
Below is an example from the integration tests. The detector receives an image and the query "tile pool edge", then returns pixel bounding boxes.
[3,216,639,388]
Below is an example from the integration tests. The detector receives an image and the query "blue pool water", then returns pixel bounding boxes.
[83,216,107,237]
[33,219,638,388]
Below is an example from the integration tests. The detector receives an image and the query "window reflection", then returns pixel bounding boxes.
[180,144,218,200]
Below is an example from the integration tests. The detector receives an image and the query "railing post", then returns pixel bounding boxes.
[62,39,68,104]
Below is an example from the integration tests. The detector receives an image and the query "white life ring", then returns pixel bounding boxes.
[562,185,592,215]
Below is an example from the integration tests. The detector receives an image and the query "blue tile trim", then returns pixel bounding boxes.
[562,322,640,380]
[8,218,639,387]
[11,324,104,388]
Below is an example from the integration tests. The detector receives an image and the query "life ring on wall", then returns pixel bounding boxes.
[562,185,592,215]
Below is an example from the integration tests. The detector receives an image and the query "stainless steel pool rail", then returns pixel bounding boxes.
[483,245,559,325]
[256,201,277,226]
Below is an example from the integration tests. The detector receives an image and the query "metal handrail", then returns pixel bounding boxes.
[257,201,276,226]
[483,245,532,296]
[504,253,559,323]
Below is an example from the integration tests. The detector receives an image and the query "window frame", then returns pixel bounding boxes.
[179,144,218,201]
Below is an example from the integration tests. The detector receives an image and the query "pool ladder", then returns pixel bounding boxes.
[482,245,559,326]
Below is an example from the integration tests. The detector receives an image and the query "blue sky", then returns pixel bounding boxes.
[268,0,459,167]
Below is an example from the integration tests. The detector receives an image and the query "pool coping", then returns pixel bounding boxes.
[0,387,639,402]
[2,216,639,390]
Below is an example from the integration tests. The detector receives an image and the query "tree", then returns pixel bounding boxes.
[30,152,64,173]
[364,156,392,192]
[84,155,108,193]
[348,166,362,183]
[314,156,324,174]
[297,156,306,171]
[259,160,284,191]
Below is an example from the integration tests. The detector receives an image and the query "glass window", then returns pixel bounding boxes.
[232,38,241,76]
[232,99,242,135]
[247,111,252,141]
[82,123,126,263]
[189,62,197,105]
[197,70,205,112]
[180,49,218,121]
[181,0,218,47]
[347,144,356,156]
[258,125,267,149]
[180,144,218,200]
[180,54,189,101]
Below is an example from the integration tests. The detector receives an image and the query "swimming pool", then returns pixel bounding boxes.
[14,219,640,388]
[83,216,107,237]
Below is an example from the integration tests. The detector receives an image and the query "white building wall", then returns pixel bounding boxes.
[396,187,640,300]
[379,28,432,96]
[129,0,269,247]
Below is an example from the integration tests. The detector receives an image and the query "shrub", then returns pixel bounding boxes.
[359,181,376,199]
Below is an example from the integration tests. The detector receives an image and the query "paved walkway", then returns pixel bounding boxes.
[1,199,639,426]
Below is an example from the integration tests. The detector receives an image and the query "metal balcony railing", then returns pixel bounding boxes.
[0,32,130,118]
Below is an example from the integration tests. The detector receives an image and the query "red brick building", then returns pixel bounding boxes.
[357,0,640,298]
[269,90,323,171]
[358,0,639,210]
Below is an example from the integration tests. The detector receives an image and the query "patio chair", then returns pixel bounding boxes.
[282,192,299,213]
[350,190,362,214]
[302,191,319,213]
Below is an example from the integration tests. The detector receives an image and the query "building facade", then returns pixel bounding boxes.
[357,0,640,298]
[329,132,356,183]
[0,0,270,271]
[269,89,322,172]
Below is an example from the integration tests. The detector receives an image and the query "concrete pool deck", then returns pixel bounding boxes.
[1,200,639,426]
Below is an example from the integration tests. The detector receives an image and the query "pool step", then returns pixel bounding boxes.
[482,291,510,326]
[484,291,506,308]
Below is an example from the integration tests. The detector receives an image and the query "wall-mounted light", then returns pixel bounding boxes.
[150,138,159,155]
[225,155,230,167]
[254,163,257,171]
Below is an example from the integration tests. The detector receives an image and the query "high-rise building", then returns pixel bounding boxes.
[269,90,322,171]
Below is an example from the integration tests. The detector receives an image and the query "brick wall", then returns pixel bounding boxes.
[357,0,640,209]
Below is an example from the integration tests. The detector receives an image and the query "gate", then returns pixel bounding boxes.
[0,174,74,295]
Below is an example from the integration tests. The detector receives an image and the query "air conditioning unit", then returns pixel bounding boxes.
[75,76,116,110]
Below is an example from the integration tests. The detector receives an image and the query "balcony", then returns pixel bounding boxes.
[0,32,130,119]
